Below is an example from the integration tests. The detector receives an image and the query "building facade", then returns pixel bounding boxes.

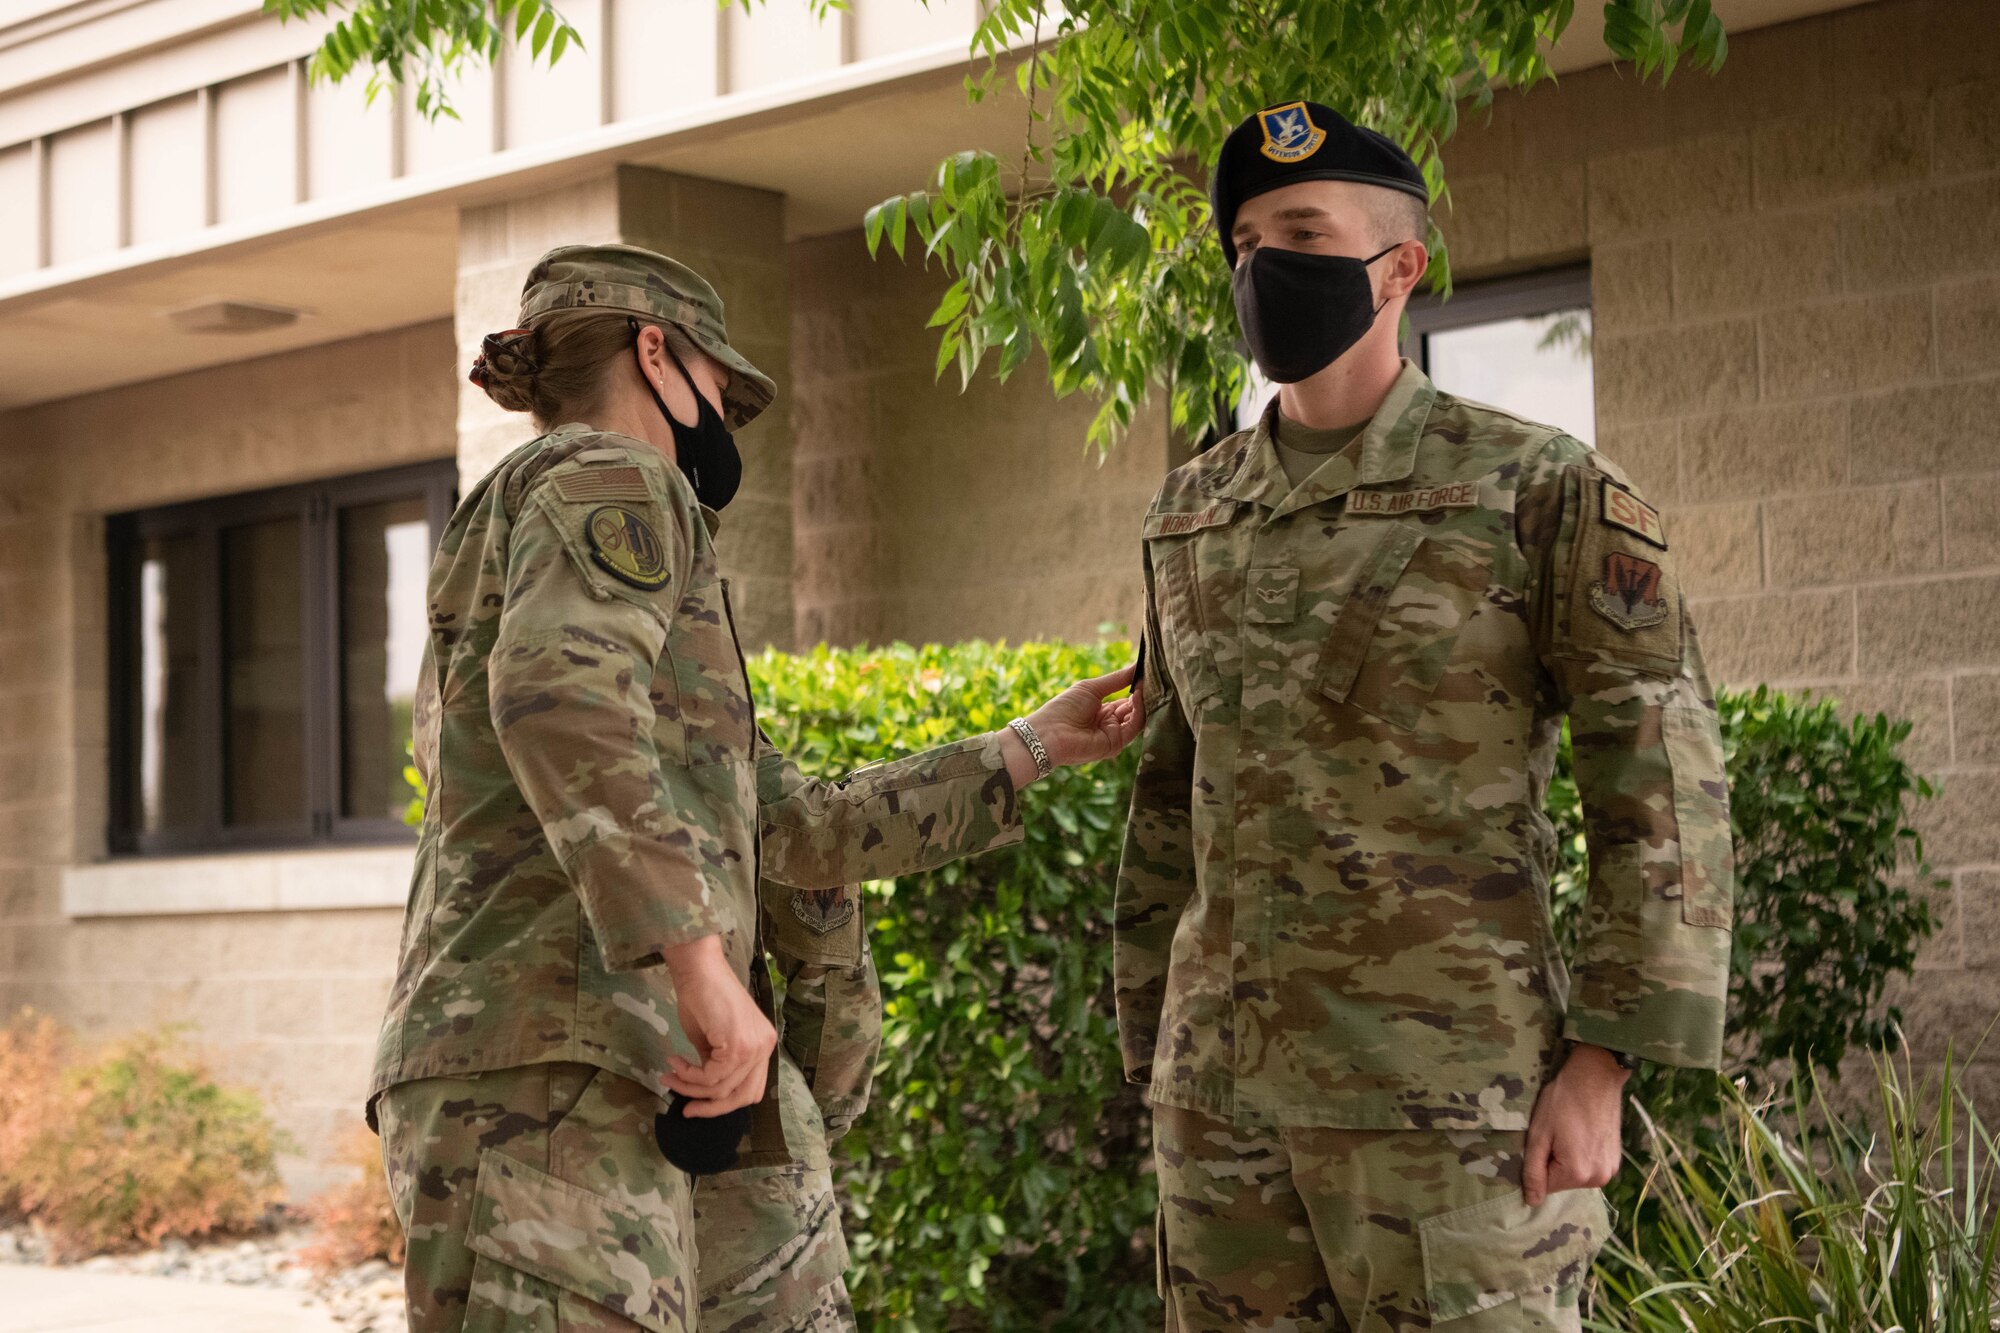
[0,0,1995,1195]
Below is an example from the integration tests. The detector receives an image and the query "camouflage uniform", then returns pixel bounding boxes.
[373,247,1019,1331]
[1117,361,1732,1330]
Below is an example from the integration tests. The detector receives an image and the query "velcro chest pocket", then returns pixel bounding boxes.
[1317,521,1491,730]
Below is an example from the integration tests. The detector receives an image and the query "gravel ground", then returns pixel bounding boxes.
[0,1223,403,1332]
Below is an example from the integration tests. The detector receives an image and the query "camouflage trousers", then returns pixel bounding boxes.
[377,1060,853,1332]
[1153,1105,1611,1332]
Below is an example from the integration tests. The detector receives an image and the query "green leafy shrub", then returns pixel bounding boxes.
[10,1028,285,1259]
[748,644,1938,1331]
[1547,687,1939,1144]
[1593,1050,2000,1330]
[752,639,1151,1333]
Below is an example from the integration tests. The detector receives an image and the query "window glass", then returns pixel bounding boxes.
[340,499,430,822]
[134,532,202,834]
[1424,308,1594,445]
[222,516,306,827]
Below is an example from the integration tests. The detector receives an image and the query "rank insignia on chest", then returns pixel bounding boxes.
[1599,478,1667,548]
[1257,101,1327,162]
[791,887,855,936]
[1347,482,1477,516]
[586,505,671,590]
[1589,551,1669,631]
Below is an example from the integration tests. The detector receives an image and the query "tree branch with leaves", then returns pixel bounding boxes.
[267,0,1727,448]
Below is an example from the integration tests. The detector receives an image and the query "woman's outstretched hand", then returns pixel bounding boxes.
[1000,663,1145,787]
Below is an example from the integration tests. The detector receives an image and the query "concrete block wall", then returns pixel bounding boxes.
[790,230,1172,649]
[0,323,455,1194]
[1439,0,2000,1092]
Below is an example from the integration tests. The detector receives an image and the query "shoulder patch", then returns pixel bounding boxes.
[791,887,855,936]
[1348,482,1478,516]
[554,465,652,503]
[1589,552,1670,631]
[1599,477,1667,549]
[586,505,672,590]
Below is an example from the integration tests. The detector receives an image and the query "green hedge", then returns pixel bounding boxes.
[750,640,1939,1332]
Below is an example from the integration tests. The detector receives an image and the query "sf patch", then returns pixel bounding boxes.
[586,505,671,590]
[791,887,855,936]
[1257,102,1327,163]
[1600,478,1667,548]
[1589,551,1670,631]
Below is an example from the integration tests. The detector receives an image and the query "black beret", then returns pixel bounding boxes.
[1210,100,1429,266]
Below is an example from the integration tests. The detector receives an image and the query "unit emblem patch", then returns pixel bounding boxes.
[1257,102,1327,163]
[791,887,855,936]
[1600,478,1667,548]
[586,505,671,590]
[1589,551,1669,631]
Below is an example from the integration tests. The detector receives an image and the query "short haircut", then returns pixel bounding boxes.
[1366,186,1430,249]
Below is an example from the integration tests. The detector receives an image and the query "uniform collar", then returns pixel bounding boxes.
[1207,359,1436,518]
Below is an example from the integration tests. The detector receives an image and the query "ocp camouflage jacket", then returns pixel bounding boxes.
[371,426,1021,1155]
[1115,362,1733,1131]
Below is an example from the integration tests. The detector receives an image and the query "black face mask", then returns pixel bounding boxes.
[635,319,742,511]
[1231,242,1401,384]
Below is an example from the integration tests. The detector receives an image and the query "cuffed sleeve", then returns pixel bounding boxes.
[1521,438,1734,1070]
[489,489,725,970]
[753,732,1023,889]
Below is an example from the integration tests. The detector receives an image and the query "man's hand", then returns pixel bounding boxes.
[660,935,777,1119]
[1000,664,1144,788]
[1522,1044,1630,1206]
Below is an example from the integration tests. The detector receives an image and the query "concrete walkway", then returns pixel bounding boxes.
[0,1266,344,1332]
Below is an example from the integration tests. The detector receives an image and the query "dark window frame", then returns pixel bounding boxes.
[1401,263,1593,370]
[106,460,456,857]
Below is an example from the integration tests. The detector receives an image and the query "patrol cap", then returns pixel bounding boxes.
[518,243,777,430]
[1210,100,1429,267]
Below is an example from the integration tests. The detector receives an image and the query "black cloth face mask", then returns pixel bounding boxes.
[634,319,742,511]
[1231,242,1401,384]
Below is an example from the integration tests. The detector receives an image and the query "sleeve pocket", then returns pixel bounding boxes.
[1419,1187,1611,1323]
[1663,707,1734,929]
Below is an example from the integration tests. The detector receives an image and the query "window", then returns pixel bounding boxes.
[1406,264,1594,444]
[107,462,456,855]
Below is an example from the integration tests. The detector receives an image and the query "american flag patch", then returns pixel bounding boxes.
[554,466,651,502]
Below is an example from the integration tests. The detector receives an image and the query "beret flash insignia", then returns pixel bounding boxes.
[1257,102,1327,163]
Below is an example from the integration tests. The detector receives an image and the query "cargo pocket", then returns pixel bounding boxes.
[466,1151,695,1333]
[1319,523,1488,730]
[695,1163,850,1327]
[1419,1187,1610,1324]
[1663,707,1734,928]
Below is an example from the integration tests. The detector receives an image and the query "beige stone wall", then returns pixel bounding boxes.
[0,322,454,1193]
[1439,0,2000,1091]
[790,230,1171,648]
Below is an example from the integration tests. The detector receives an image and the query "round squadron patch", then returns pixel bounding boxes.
[586,505,671,590]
